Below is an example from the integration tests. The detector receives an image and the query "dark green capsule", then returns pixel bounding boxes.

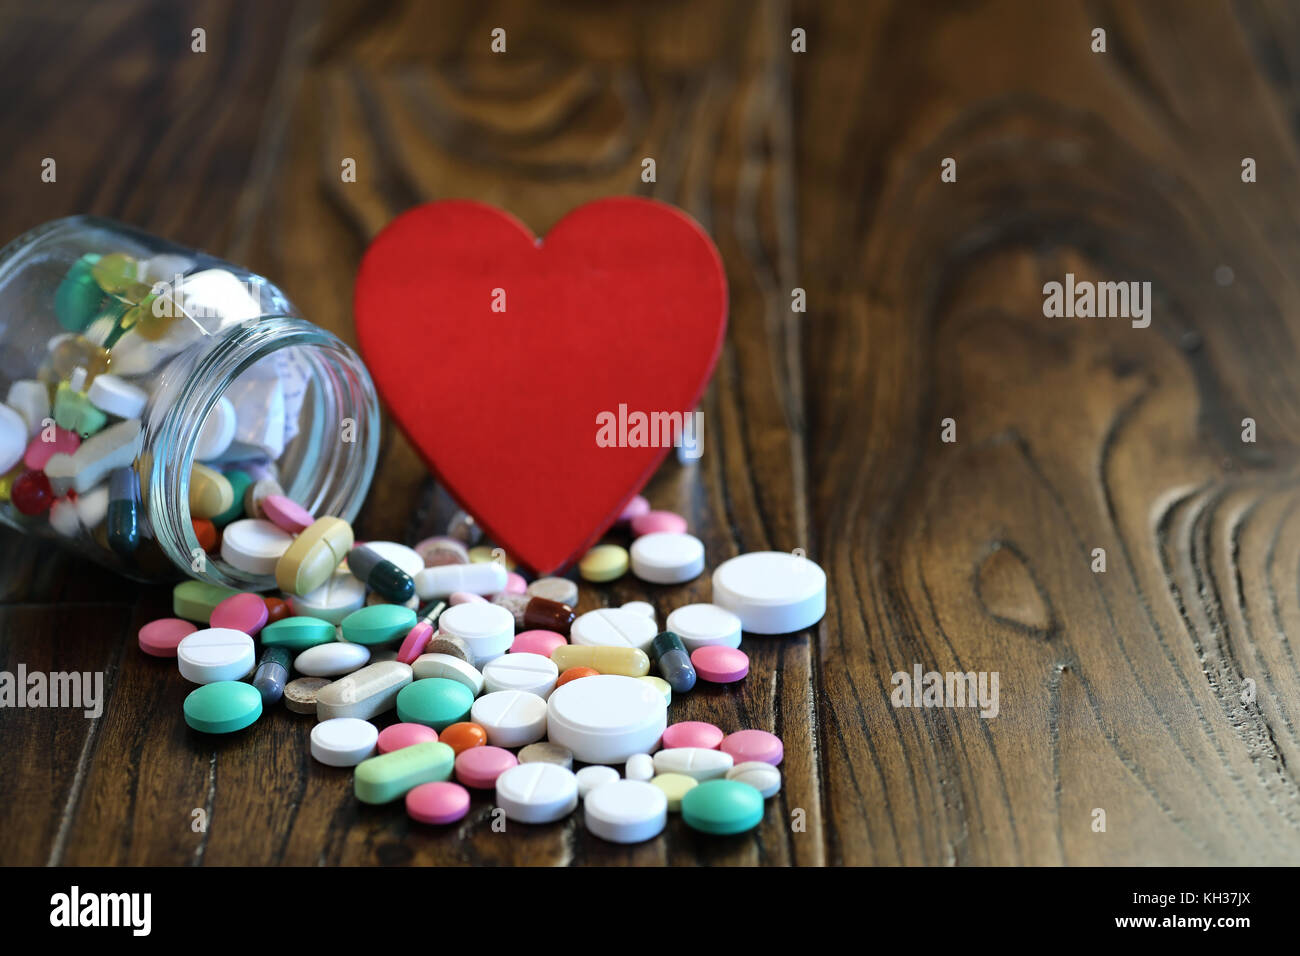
[107,467,140,557]
[211,469,252,529]
[650,630,696,693]
[348,545,414,603]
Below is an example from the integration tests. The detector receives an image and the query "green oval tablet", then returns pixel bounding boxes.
[211,469,252,529]
[680,779,765,835]
[396,678,474,730]
[184,680,262,734]
[341,604,417,646]
[260,616,337,650]
[54,255,106,332]
[354,741,454,804]
[173,580,241,623]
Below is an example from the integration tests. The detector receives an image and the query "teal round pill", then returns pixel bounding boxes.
[54,256,105,332]
[396,678,474,730]
[211,469,252,528]
[680,779,765,835]
[261,615,337,650]
[341,604,417,646]
[184,681,262,734]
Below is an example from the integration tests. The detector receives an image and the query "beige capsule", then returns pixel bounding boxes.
[551,644,650,678]
[315,660,412,721]
[275,516,354,596]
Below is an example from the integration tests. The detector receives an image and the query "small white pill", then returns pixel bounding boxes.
[584,779,667,844]
[665,603,742,651]
[652,746,734,781]
[74,483,109,528]
[570,607,657,654]
[470,689,548,748]
[221,518,294,575]
[625,753,654,782]
[482,653,559,699]
[87,374,148,419]
[310,717,379,767]
[630,532,705,584]
[411,653,484,695]
[436,602,514,664]
[293,641,370,677]
[415,562,507,600]
[0,404,24,474]
[495,762,578,824]
[177,628,255,684]
[195,396,237,461]
[727,761,782,798]
[49,497,81,537]
[6,380,49,436]
[576,764,620,800]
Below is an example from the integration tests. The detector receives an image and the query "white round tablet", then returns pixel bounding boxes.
[310,717,379,767]
[620,601,656,623]
[87,373,148,419]
[361,541,424,580]
[625,753,654,782]
[293,641,370,677]
[495,762,579,824]
[727,761,782,798]
[177,628,255,684]
[470,690,548,747]
[482,653,559,698]
[630,532,705,584]
[652,746,734,781]
[221,518,294,575]
[570,608,657,654]
[576,764,620,800]
[437,602,515,664]
[665,603,742,651]
[411,653,484,695]
[290,569,366,624]
[584,779,667,844]
[195,396,237,461]
[712,551,826,634]
[547,674,667,764]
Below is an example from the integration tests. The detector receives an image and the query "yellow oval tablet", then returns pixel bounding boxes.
[188,463,234,519]
[578,544,629,583]
[275,516,354,596]
[650,772,698,812]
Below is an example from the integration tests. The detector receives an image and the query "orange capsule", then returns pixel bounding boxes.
[439,721,488,755]
[263,596,291,624]
[555,666,600,688]
[192,517,217,552]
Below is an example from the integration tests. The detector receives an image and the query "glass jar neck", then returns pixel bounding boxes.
[144,317,378,588]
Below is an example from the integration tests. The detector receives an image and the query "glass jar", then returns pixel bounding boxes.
[0,216,379,587]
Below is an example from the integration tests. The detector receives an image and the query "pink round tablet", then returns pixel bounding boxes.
[511,629,567,657]
[449,591,487,605]
[617,494,651,523]
[138,618,197,657]
[24,427,80,471]
[261,494,314,534]
[721,729,783,765]
[406,781,470,825]
[378,722,439,754]
[397,621,434,664]
[455,745,518,789]
[691,645,749,683]
[209,592,269,636]
[662,720,724,750]
[503,572,527,595]
[630,510,687,537]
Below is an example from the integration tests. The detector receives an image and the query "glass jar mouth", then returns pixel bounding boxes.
[145,316,379,589]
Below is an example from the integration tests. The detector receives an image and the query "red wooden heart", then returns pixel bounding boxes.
[353,198,728,574]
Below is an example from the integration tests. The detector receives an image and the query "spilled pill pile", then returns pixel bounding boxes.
[144,489,826,844]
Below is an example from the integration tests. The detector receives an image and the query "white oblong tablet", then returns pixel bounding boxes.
[293,641,370,677]
[177,627,255,684]
[547,674,667,765]
[87,373,148,419]
[310,717,379,767]
[415,562,507,600]
[482,653,559,699]
[221,518,294,575]
[584,779,667,844]
[411,653,484,695]
[437,602,514,664]
[195,396,237,461]
[470,689,548,748]
[0,404,26,473]
[625,753,654,782]
[727,761,782,798]
[630,532,705,584]
[665,603,742,651]
[361,541,424,580]
[570,608,657,654]
[652,747,733,781]
[712,551,826,634]
[495,762,578,824]
[576,764,620,800]
[290,569,365,624]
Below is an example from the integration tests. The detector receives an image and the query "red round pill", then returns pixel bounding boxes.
[690,645,749,683]
[720,729,783,765]
[11,470,54,515]
[455,745,518,789]
[138,618,197,657]
[378,722,439,754]
[210,592,269,636]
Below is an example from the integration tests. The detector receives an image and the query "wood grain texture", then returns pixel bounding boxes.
[2,0,1299,866]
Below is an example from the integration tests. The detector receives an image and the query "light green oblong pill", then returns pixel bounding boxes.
[184,680,262,734]
[680,779,765,835]
[354,741,454,804]
[260,616,337,650]
[341,604,417,646]
[396,678,474,730]
[173,580,241,623]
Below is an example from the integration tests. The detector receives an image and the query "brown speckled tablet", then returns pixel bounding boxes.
[527,576,579,608]
[284,677,331,714]
[518,742,574,769]
[427,633,475,669]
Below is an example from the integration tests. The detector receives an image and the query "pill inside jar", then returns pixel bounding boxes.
[0,216,379,585]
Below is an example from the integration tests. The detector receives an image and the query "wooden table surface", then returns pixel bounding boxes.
[3,0,1299,866]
